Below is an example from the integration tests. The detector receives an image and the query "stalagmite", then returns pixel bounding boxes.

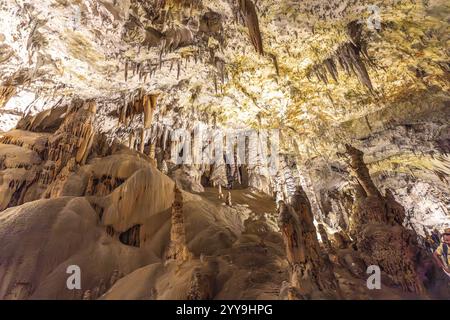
[343,145,426,294]
[344,144,381,198]
[161,159,168,174]
[225,191,232,206]
[385,188,406,225]
[166,184,192,263]
[218,184,223,199]
[187,266,215,300]
[278,186,341,300]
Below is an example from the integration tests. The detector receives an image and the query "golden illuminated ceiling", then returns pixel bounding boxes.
[0,0,448,157]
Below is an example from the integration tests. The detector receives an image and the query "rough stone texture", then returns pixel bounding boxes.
[278,186,341,300]
[344,145,426,294]
[0,0,449,301]
[166,184,193,262]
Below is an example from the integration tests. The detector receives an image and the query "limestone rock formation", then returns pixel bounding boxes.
[171,165,204,193]
[278,186,341,300]
[166,184,193,263]
[0,86,16,108]
[344,145,426,294]
[0,0,448,302]
[238,0,264,55]
[186,264,215,300]
[318,223,335,254]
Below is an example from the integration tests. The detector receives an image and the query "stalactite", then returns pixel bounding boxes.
[128,131,135,149]
[238,0,264,55]
[136,63,141,78]
[324,58,338,82]
[41,100,98,198]
[118,92,158,129]
[143,95,153,129]
[119,99,127,125]
[0,86,16,108]
[268,53,279,76]
[336,43,373,91]
[306,21,374,90]
[74,102,96,165]
[75,123,94,165]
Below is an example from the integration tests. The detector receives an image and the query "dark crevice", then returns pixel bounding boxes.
[119,224,141,248]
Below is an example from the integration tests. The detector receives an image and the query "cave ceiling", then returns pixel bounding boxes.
[0,0,449,159]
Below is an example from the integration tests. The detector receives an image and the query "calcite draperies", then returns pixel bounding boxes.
[119,92,158,129]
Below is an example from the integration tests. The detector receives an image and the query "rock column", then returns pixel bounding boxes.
[166,184,192,263]
[278,186,341,299]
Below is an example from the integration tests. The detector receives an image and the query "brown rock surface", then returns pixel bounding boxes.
[344,145,427,294]
[278,186,341,299]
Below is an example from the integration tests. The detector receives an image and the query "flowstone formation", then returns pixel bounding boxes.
[0,100,97,209]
